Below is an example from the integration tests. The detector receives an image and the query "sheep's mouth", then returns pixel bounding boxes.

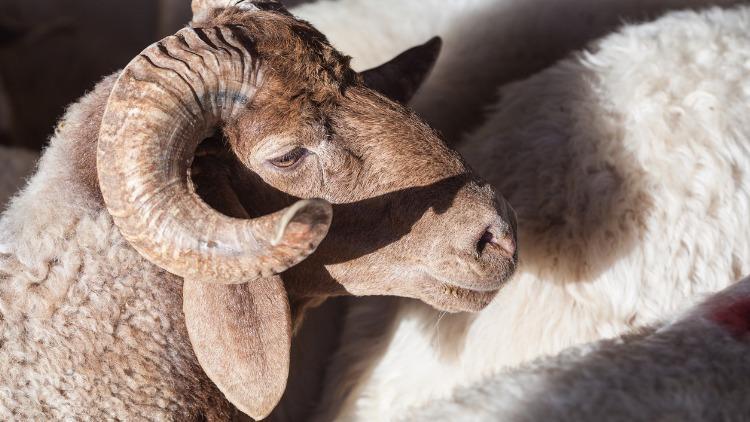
[440,283,498,300]
[440,283,499,309]
[416,277,502,313]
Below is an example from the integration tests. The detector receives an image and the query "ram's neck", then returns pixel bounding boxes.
[49,73,120,207]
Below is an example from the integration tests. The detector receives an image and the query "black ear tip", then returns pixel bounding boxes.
[360,35,444,104]
[424,36,443,56]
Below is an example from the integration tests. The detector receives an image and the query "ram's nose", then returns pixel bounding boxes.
[427,180,518,290]
[476,222,516,259]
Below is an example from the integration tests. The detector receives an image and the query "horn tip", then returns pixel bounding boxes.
[271,198,332,246]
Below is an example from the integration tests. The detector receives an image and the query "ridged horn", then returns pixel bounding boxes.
[97,25,332,284]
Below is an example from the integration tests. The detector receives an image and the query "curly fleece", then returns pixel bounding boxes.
[0,75,232,420]
[401,279,750,422]
[314,5,750,420]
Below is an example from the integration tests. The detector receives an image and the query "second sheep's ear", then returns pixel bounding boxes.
[360,37,442,104]
[183,278,292,421]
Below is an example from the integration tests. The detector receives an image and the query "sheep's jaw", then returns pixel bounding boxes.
[419,277,506,313]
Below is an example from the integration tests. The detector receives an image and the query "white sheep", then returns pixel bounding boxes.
[0,1,520,419]
[313,5,750,420]
[402,276,750,421]
[293,0,746,143]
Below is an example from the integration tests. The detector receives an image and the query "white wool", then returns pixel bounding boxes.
[293,0,745,142]
[314,6,750,420]
[0,76,230,419]
[401,278,750,421]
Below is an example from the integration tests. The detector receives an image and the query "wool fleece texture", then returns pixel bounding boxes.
[293,0,745,143]
[0,76,233,419]
[401,278,750,421]
[313,6,750,421]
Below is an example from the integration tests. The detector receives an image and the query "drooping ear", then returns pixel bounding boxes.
[184,278,292,420]
[183,143,293,420]
[360,36,442,104]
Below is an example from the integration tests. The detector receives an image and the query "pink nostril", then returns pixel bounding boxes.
[476,227,516,258]
[494,234,516,258]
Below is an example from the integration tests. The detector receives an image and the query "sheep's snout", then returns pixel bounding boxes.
[411,183,518,313]
[447,201,518,291]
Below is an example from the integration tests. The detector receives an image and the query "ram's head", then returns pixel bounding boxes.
[97,0,517,418]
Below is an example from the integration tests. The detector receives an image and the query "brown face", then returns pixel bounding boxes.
[226,79,518,312]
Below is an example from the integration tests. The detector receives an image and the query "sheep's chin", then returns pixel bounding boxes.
[417,280,502,313]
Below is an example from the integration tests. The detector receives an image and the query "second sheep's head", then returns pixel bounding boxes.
[97,0,518,418]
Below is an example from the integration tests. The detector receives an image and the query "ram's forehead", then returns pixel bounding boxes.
[207,8,357,94]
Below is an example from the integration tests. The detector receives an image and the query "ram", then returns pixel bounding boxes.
[0,0,519,419]
[315,5,750,420]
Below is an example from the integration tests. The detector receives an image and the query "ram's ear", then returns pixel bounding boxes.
[360,37,442,104]
[182,138,293,420]
[184,278,291,420]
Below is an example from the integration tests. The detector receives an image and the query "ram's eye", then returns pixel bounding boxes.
[269,147,308,169]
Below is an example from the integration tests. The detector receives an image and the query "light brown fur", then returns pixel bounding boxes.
[0,75,233,420]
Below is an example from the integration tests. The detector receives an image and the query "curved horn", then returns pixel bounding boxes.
[98,25,332,284]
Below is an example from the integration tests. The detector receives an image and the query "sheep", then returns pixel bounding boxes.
[402,276,750,421]
[313,5,750,420]
[0,146,37,208]
[0,1,520,419]
[292,0,746,143]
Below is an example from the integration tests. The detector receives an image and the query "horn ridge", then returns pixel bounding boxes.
[98,24,332,284]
